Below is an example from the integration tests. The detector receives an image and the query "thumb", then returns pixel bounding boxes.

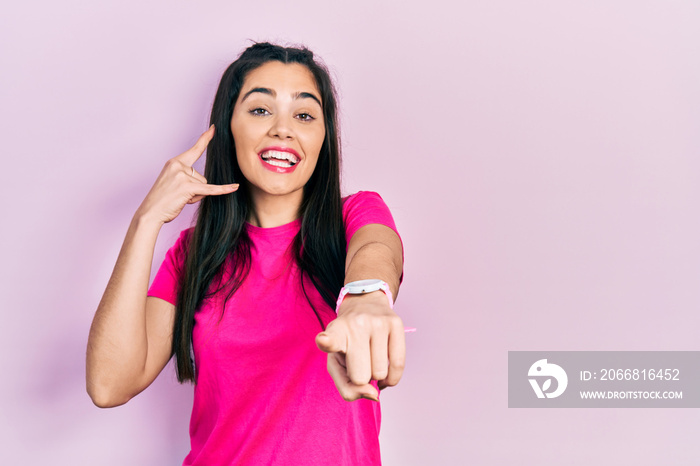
[315,327,346,354]
[360,386,380,402]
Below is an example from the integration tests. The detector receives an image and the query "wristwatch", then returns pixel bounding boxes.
[335,279,394,313]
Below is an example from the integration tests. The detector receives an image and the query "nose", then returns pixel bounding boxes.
[268,114,294,140]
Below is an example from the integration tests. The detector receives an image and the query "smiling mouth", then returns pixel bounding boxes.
[260,150,299,167]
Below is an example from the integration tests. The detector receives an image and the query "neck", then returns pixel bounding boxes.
[247,188,303,228]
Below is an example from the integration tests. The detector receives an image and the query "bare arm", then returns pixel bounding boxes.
[315,223,405,401]
[86,215,174,407]
[86,126,238,407]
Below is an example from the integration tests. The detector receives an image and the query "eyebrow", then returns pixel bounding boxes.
[241,87,322,108]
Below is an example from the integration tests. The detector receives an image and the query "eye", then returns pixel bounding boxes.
[249,108,270,116]
[296,113,315,122]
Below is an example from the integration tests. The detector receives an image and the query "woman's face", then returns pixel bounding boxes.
[231,61,326,203]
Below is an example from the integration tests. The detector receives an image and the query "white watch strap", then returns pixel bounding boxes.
[333,280,416,333]
[335,280,393,313]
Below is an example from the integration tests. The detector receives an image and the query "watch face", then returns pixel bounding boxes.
[346,279,384,294]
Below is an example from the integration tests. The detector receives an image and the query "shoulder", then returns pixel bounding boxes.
[341,191,398,244]
[342,191,390,216]
[164,227,195,265]
[342,190,386,203]
[148,227,195,303]
[173,227,195,249]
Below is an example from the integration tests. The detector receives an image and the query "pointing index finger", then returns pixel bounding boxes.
[316,325,347,354]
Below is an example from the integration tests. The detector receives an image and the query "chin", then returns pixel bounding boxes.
[254,183,302,197]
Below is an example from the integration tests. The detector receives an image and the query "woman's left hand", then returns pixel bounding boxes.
[315,291,406,402]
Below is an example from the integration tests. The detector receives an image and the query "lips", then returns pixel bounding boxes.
[258,146,301,174]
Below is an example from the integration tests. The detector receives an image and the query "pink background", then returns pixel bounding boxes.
[2,1,699,464]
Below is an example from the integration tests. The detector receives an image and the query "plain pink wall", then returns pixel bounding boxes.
[2,1,699,464]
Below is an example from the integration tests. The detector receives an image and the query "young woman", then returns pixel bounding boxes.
[87,42,406,465]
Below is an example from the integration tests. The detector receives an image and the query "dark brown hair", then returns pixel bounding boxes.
[172,42,346,382]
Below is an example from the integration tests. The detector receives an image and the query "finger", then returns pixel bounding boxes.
[189,167,208,184]
[380,321,406,389]
[315,322,347,354]
[327,353,379,402]
[370,332,389,382]
[178,125,215,166]
[345,330,372,386]
[188,182,240,200]
[186,183,238,204]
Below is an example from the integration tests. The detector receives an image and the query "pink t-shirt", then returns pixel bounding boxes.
[148,191,402,465]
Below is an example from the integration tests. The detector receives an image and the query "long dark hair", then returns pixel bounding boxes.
[172,42,346,382]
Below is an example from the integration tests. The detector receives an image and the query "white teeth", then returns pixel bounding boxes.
[260,150,299,164]
[265,159,293,168]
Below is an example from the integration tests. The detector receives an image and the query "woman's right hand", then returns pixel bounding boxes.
[136,125,239,225]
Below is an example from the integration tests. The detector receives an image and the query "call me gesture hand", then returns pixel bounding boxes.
[136,125,239,226]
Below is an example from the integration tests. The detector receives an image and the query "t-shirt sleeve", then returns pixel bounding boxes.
[342,191,404,282]
[147,228,192,306]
